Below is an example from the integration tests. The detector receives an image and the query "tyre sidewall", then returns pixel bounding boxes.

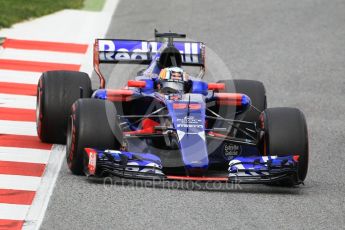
[262,107,309,182]
[66,99,123,175]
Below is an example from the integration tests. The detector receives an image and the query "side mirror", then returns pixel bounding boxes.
[191,81,208,95]
[128,80,146,88]
[208,83,225,91]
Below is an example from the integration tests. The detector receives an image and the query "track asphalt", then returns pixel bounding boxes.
[42,0,345,229]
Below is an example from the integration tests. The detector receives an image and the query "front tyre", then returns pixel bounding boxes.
[261,107,309,185]
[66,99,123,175]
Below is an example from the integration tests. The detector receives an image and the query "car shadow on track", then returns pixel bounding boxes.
[86,176,304,195]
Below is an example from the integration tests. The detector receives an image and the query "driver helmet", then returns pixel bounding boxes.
[158,67,187,93]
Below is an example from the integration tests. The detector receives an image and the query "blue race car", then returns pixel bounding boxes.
[36,31,308,186]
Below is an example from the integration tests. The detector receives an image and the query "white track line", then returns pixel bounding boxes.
[0,93,36,109]
[0,48,85,65]
[22,1,121,229]
[0,203,30,220]
[0,70,40,84]
[24,145,65,229]
[0,120,36,136]
[0,147,50,164]
[0,174,41,191]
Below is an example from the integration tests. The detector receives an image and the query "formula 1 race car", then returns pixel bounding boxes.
[36,30,308,186]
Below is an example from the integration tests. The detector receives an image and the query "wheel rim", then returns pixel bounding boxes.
[66,116,73,164]
[36,83,42,134]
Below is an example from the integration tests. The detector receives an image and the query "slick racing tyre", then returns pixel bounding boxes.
[261,107,309,185]
[66,99,123,175]
[36,71,92,144]
[217,79,266,122]
[216,79,267,137]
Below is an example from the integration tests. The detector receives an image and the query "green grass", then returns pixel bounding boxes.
[82,0,105,11]
[0,0,84,29]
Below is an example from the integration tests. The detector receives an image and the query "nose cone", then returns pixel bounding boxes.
[167,96,209,176]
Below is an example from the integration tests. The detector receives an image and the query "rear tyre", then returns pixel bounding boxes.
[66,99,123,175]
[215,79,266,138]
[217,79,267,122]
[36,71,92,144]
[261,107,309,185]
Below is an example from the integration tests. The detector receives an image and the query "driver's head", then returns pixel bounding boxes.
[159,67,184,81]
[158,67,186,94]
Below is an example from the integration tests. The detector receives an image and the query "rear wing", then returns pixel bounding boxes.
[95,39,205,65]
[94,39,205,88]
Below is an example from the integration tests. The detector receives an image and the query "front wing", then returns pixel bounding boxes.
[84,148,300,184]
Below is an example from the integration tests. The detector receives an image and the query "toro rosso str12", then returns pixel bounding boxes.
[36,30,308,186]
